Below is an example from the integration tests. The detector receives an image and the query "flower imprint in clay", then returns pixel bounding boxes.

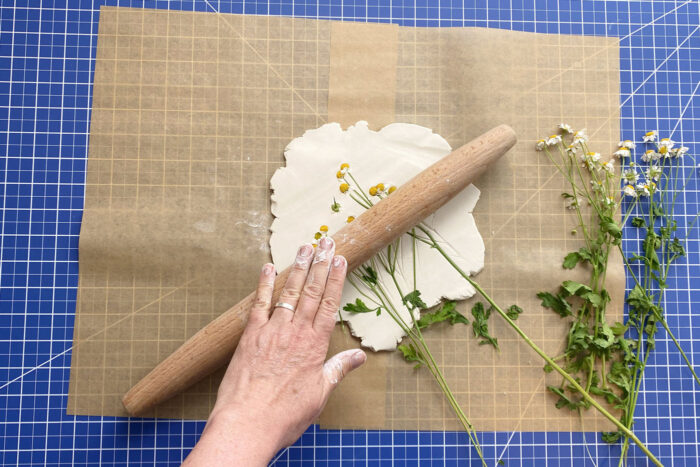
[269,121,485,351]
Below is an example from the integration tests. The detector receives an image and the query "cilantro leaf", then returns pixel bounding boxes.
[417,301,469,329]
[471,302,499,350]
[359,266,378,286]
[631,217,645,228]
[562,251,582,269]
[506,304,523,320]
[536,291,572,317]
[403,290,428,311]
[398,343,424,369]
[343,298,381,315]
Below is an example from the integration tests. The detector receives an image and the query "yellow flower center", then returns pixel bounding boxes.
[645,131,655,136]
[339,183,349,193]
[346,216,355,223]
[319,225,328,232]
[376,183,385,192]
[314,232,322,240]
[336,170,343,179]
[340,163,349,170]
[388,186,397,194]
[369,186,378,196]
[659,146,668,154]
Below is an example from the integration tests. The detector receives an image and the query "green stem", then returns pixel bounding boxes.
[417,225,662,467]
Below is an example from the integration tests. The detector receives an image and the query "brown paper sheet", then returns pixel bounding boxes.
[69,6,623,433]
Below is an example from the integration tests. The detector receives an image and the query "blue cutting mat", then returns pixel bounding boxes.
[1,0,699,465]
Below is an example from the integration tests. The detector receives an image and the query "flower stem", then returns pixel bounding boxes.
[417,225,663,467]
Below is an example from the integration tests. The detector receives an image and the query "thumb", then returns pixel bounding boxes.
[322,349,366,391]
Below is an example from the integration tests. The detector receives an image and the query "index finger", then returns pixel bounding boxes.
[312,255,347,337]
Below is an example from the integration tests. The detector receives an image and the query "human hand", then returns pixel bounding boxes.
[183,237,366,466]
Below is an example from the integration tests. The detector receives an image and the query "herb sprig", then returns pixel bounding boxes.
[536,126,699,464]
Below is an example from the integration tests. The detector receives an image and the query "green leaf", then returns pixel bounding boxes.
[592,324,615,350]
[343,298,380,315]
[506,304,523,320]
[602,431,622,443]
[599,216,622,241]
[360,266,378,286]
[403,290,428,311]
[669,237,686,257]
[397,343,423,369]
[547,386,579,410]
[631,217,645,228]
[608,361,632,394]
[626,285,653,313]
[536,291,572,317]
[416,300,469,329]
[610,321,627,336]
[471,302,499,350]
[562,252,581,269]
[561,280,593,297]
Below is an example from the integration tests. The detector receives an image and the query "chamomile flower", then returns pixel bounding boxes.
[558,123,574,134]
[623,185,637,197]
[566,144,578,155]
[604,195,615,206]
[613,147,631,158]
[636,182,654,197]
[642,131,657,143]
[566,196,583,210]
[642,149,659,163]
[646,165,662,182]
[388,185,397,194]
[618,140,636,149]
[622,168,640,184]
[590,179,604,193]
[535,139,546,151]
[657,138,674,157]
[369,183,387,197]
[581,152,601,171]
[671,146,689,158]
[573,129,588,144]
[601,159,615,174]
[546,134,562,146]
[339,182,349,193]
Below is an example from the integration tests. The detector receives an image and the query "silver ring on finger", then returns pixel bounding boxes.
[274,302,296,313]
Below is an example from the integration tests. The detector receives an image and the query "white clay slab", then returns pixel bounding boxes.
[270,121,484,351]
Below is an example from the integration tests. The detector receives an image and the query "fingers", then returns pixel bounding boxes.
[292,237,335,325]
[322,349,366,394]
[312,255,347,336]
[269,244,314,324]
[247,263,276,329]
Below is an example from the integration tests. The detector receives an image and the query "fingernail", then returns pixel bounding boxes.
[332,255,346,268]
[298,244,313,258]
[351,350,366,368]
[262,263,274,276]
[319,236,334,250]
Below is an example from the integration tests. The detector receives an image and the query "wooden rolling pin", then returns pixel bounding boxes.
[122,124,517,415]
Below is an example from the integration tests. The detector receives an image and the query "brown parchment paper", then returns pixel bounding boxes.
[69,6,623,433]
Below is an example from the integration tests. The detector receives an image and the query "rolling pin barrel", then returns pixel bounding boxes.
[122,124,517,415]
